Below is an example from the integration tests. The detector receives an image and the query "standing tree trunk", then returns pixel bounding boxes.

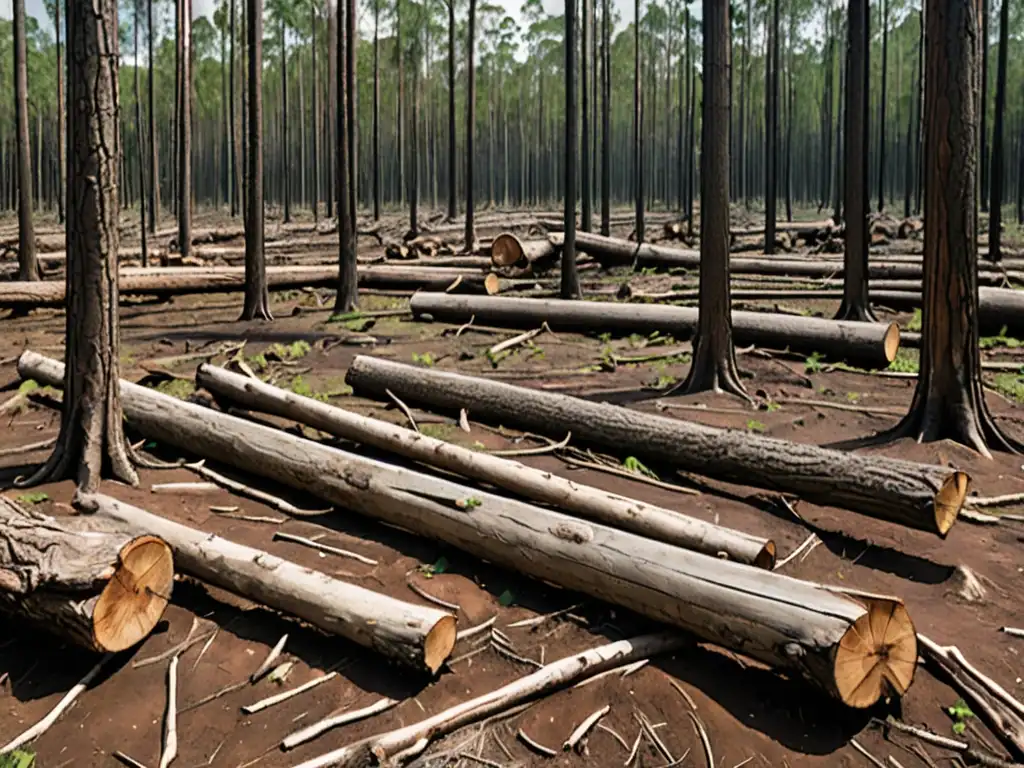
[311,1,318,222]
[877,0,1020,456]
[784,3,795,222]
[335,0,358,313]
[148,0,160,232]
[684,7,693,230]
[836,0,875,322]
[13,0,38,281]
[397,0,405,213]
[987,0,1008,262]
[878,0,888,212]
[445,0,456,221]
[904,12,920,219]
[600,0,610,235]
[580,0,591,233]
[178,0,192,260]
[674,0,745,399]
[562,0,582,299]
[372,0,381,221]
[55,0,66,225]
[21,0,138,490]
[464,0,477,251]
[135,0,147,268]
[764,0,779,255]
[281,18,290,224]
[230,0,239,217]
[221,19,228,209]
[738,0,751,208]
[410,17,420,237]
[240,0,271,321]
[633,0,644,243]
[326,5,336,219]
[980,0,989,213]
[346,0,356,240]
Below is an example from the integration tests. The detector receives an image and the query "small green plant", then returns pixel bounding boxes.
[948,698,974,735]
[804,351,825,374]
[498,589,516,607]
[627,333,646,348]
[247,353,268,371]
[647,374,677,391]
[17,379,39,395]
[980,326,1023,349]
[0,749,35,768]
[623,456,658,479]
[154,379,195,400]
[420,556,450,577]
[597,332,612,343]
[765,401,782,412]
[846,392,860,402]
[457,497,482,510]
[412,352,436,367]
[888,350,920,374]
[992,372,1024,403]
[17,492,49,505]
[906,308,922,332]
[270,340,312,360]
[746,419,766,433]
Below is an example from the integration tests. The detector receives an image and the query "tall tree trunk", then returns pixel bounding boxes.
[988,0,1009,262]
[634,0,644,242]
[281,18,290,223]
[904,14,920,220]
[148,0,160,231]
[836,0,874,321]
[373,0,381,221]
[178,0,192,260]
[326,5,336,219]
[675,0,746,398]
[221,17,228,209]
[55,0,65,224]
[784,2,794,222]
[563,0,582,298]
[980,0,989,213]
[878,0,1020,456]
[311,2,318,221]
[600,0,610,235]
[764,0,779,255]
[23,0,138,489]
[135,0,147,267]
[833,23,845,222]
[464,0,477,251]
[445,0,456,220]
[230,0,239,217]
[397,0,405,211]
[240,0,270,321]
[13,0,38,281]
[877,0,888,212]
[739,0,751,208]
[581,0,591,232]
[914,6,924,215]
[335,0,358,312]
[410,20,420,237]
[685,20,695,233]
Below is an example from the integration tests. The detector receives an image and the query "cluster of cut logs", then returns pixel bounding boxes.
[9,347,969,720]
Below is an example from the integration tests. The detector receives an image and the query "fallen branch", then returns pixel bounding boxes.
[0,437,56,458]
[564,705,610,752]
[241,671,338,714]
[159,655,179,768]
[282,697,400,750]
[183,460,331,517]
[250,633,288,683]
[272,530,378,566]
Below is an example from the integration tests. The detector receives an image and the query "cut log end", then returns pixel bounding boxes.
[883,324,901,364]
[491,233,525,268]
[934,471,970,537]
[755,541,777,571]
[424,615,458,674]
[94,536,174,652]
[834,598,917,708]
[484,273,502,296]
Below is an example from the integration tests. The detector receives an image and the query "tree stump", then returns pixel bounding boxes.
[0,496,173,652]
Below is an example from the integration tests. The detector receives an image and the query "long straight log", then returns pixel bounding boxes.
[409,293,900,369]
[78,493,456,674]
[195,364,776,568]
[0,496,172,652]
[19,350,914,707]
[345,356,968,536]
[490,233,560,271]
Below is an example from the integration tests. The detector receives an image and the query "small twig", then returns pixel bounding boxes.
[241,672,338,714]
[620,660,649,678]
[0,437,56,458]
[454,315,477,336]
[112,752,150,768]
[446,645,490,666]
[559,455,701,495]
[888,756,907,768]
[772,397,900,417]
[517,728,557,757]
[773,533,819,571]
[159,655,179,768]
[687,711,714,767]
[507,603,583,629]
[1001,627,1024,638]
[491,641,544,669]
[178,680,249,714]
[184,460,331,517]
[967,492,1024,509]
[799,537,823,563]
[457,616,497,642]
[250,634,288,683]
[407,580,461,613]
[282,697,399,750]
[487,323,553,357]
[564,705,610,752]
[849,739,887,768]
[273,530,378,566]
[668,679,698,711]
[218,513,287,524]
[625,729,643,766]
[597,723,630,751]
[634,710,674,763]
[909,743,941,768]
[151,481,220,494]
[132,619,203,669]
[0,654,113,754]
[488,432,572,457]
[456,753,505,768]
[192,629,218,672]
[386,388,419,432]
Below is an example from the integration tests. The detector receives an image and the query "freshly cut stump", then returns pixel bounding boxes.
[0,496,173,652]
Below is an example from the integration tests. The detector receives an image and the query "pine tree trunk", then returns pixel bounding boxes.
[634,0,644,243]
[562,0,581,299]
[980,0,989,213]
[326,6,336,219]
[311,2,318,221]
[877,0,888,212]
[410,22,420,237]
[240,0,270,321]
[987,0,1009,262]
[580,0,591,233]
[55,0,65,225]
[221,21,228,209]
[784,3,795,223]
[281,19,290,223]
[446,0,456,220]
[13,0,38,281]
[764,0,779,255]
[135,0,147,267]
[904,11,919,219]
[335,0,358,312]
[464,0,477,250]
[178,0,192,260]
[738,0,750,208]
[346,0,357,233]
[372,0,380,221]
[600,0,610,235]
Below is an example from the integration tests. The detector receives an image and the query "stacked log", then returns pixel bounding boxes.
[19,350,917,707]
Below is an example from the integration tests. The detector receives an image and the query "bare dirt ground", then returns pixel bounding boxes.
[1,207,1024,768]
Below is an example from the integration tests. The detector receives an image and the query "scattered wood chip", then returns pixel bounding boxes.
[517,728,557,757]
[564,705,611,752]
[250,634,288,683]
[281,697,399,750]
[273,530,378,565]
[459,409,472,433]
[407,580,461,613]
[159,655,179,768]
[242,672,338,715]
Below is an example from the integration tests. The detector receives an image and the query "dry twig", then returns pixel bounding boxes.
[407,580,461,613]
[517,729,557,757]
[242,672,338,714]
[688,711,714,767]
[250,634,289,683]
[159,655,179,768]
[564,705,610,752]
[273,530,378,565]
[386,388,419,432]
[282,698,399,750]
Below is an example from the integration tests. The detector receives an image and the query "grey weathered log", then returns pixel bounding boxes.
[0,496,173,652]
[409,293,900,369]
[345,355,969,536]
[490,233,560,272]
[19,350,914,707]
[196,364,776,568]
[78,493,456,674]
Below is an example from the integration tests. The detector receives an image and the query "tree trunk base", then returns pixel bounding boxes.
[834,300,879,323]
[672,340,750,401]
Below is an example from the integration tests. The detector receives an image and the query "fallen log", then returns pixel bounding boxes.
[490,233,560,272]
[345,355,968,536]
[20,350,916,707]
[196,364,776,568]
[0,495,173,652]
[408,293,900,369]
[79,493,456,674]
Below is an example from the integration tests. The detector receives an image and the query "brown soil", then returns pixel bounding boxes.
[2,209,1024,768]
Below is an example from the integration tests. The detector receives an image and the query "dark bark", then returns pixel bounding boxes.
[311,2,318,221]
[410,18,420,237]
[346,0,356,234]
[178,0,192,260]
[600,0,610,235]
[685,8,694,231]
[562,0,581,299]
[633,0,644,243]
[373,0,380,221]
[739,0,751,207]
[987,0,1008,262]
[784,3,795,222]
[764,0,779,255]
[230,0,239,217]
[281,17,290,223]
[877,0,888,212]
[836,0,876,322]
[135,0,147,268]
[676,0,745,398]
[914,6,924,215]
[335,0,358,313]
[464,0,477,251]
[21,0,137,490]
[877,0,1021,457]
[980,0,989,213]
[13,0,38,281]
[580,0,591,233]
[904,13,920,219]
[446,0,456,221]
[220,18,228,209]
[240,0,271,321]
[326,6,336,219]
[55,0,65,225]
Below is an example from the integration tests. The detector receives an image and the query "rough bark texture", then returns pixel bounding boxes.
[879,0,1021,457]
[81,493,455,673]
[177,0,192,261]
[55,0,66,225]
[148,0,159,233]
[196,364,776,568]
[240,0,271,321]
[347,355,968,535]
[679,0,745,398]
[334,0,358,313]
[21,0,138,491]
[633,0,644,243]
[764,0,779,254]
[19,351,916,709]
[13,0,38,281]
[464,0,477,251]
[836,0,876,322]
[0,496,172,652]
[561,0,581,299]
[410,293,900,369]
[489,234,558,272]
[987,0,1009,262]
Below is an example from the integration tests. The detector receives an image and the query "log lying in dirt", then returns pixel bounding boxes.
[730,219,837,238]
[20,350,916,707]
[0,495,173,652]
[490,233,560,272]
[79,494,455,673]
[346,356,968,536]
[409,293,900,369]
[196,364,776,568]
[0,265,493,308]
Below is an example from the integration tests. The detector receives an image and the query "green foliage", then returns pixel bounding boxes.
[888,351,920,374]
[906,309,922,332]
[765,401,782,412]
[248,353,268,371]
[420,556,450,578]
[270,341,312,360]
[948,698,974,735]
[846,392,860,402]
[623,456,658,479]
[155,379,196,400]
[457,496,482,509]
[804,352,825,374]
[498,589,516,607]
[980,326,1023,349]
[992,373,1024,403]
[0,750,35,768]
[647,374,677,390]
[746,420,766,433]
[412,352,436,367]
[17,379,39,395]
[17,492,49,505]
